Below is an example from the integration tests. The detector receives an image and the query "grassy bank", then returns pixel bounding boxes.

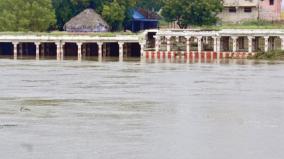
[2,20,284,36]
[249,50,284,60]
[217,20,284,29]
[161,20,284,30]
[0,31,137,37]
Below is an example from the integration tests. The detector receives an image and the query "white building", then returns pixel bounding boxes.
[218,0,282,23]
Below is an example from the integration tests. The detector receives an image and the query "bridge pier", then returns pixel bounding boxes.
[77,42,82,61]
[13,42,18,60]
[1,29,284,62]
[35,42,40,60]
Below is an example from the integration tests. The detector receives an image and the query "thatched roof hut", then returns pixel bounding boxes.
[64,9,110,32]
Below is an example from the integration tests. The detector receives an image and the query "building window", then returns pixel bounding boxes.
[229,7,237,13]
[270,0,274,5]
[244,7,252,13]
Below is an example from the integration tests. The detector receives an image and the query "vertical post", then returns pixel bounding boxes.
[119,42,124,61]
[248,36,253,53]
[12,42,18,60]
[155,35,160,52]
[77,42,82,61]
[264,36,269,52]
[166,36,171,52]
[232,36,238,52]
[175,36,179,59]
[197,36,202,60]
[281,37,284,51]
[217,37,221,52]
[61,42,65,60]
[97,42,103,58]
[213,37,217,52]
[216,37,221,59]
[98,42,103,56]
[56,42,61,61]
[139,42,145,57]
[35,42,40,60]
[197,36,202,53]
[186,36,191,52]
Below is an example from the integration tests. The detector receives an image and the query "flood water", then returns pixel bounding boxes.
[0,57,284,159]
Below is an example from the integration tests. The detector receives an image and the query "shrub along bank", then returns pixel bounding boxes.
[249,50,284,60]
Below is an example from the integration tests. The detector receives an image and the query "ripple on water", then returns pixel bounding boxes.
[0,59,284,159]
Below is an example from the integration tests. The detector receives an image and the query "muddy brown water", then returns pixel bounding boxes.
[0,57,284,159]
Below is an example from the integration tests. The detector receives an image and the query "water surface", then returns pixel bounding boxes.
[0,58,284,159]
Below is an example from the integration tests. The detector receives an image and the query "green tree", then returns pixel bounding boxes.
[115,0,138,30]
[52,0,137,31]
[101,0,138,31]
[162,0,223,28]
[52,0,74,30]
[52,0,105,30]
[136,0,163,12]
[102,0,125,31]
[0,0,56,32]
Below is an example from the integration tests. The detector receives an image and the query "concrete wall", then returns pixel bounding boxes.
[219,0,282,22]
[223,0,258,7]
[259,0,282,21]
[218,7,258,23]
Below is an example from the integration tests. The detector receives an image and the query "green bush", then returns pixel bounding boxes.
[251,50,284,60]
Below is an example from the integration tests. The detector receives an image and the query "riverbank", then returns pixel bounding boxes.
[249,50,284,60]
[0,31,137,37]
[2,29,284,61]
[213,20,284,30]
[160,20,284,30]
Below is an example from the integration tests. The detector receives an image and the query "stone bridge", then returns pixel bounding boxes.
[0,29,284,61]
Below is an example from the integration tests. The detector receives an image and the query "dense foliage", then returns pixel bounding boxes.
[0,0,223,32]
[251,50,284,60]
[136,0,163,12]
[0,0,56,32]
[161,0,223,28]
[52,0,137,31]
[52,0,105,30]
[102,1,125,31]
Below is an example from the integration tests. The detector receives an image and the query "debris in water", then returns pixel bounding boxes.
[20,107,31,112]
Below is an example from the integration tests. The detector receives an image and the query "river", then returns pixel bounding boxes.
[0,58,284,159]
